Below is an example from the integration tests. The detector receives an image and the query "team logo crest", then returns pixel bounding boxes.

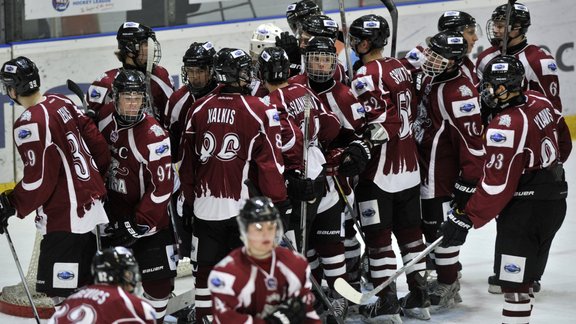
[150,124,165,137]
[498,114,511,127]
[52,0,69,12]
[265,277,278,291]
[20,111,32,122]
[110,130,119,143]
[458,85,473,97]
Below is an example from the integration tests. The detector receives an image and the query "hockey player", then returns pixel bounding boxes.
[439,55,570,324]
[259,45,345,322]
[415,31,485,312]
[0,56,110,301]
[87,22,174,128]
[178,48,290,322]
[476,2,572,293]
[96,69,175,322]
[48,247,156,323]
[249,23,283,97]
[346,14,429,322]
[208,196,320,323]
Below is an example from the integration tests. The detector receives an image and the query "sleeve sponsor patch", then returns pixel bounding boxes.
[14,123,40,146]
[540,58,558,76]
[87,85,108,104]
[351,75,374,97]
[451,97,479,118]
[148,137,171,162]
[351,102,366,120]
[266,108,281,127]
[208,270,237,296]
[486,128,515,148]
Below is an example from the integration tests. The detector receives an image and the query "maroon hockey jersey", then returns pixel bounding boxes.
[48,284,156,324]
[208,247,320,323]
[96,103,173,234]
[415,71,485,199]
[351,58,420,192]
[9,94,109,234]
[466,91,571,228]
[179,90,287,221]
[87,66,174,127]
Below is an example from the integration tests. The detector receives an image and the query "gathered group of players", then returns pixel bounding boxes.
[0,0,571,323]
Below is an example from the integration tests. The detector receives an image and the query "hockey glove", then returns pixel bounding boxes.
[324,148,344,176]
[338,140,372,177]
[182,201,194,234]
[439,209,473,248]
[0,190,16,235]
[275,32,301,67]
[275,199,293,230]
[106,219,149,247]
[265,297,306,324]
[451,178,477,210]
[285,170,326,202]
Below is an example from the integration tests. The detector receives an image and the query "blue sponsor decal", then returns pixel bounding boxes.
[155,144,169,155]
[211,277,223,287]
[354,81,366,90]
[493,63,507,70]
[18,129,32,139]
[361,208,376,218]
[459,102,476,113]
[57,270,75,281]
[366,21,378,28]
[548,62,558,72]
[52,0,70,12]
[504,263,521,274]
[90,88,101,99]
[357,106,366,114]
[408,51,419,60]
[489,132,506,143]
[273,113,280,122]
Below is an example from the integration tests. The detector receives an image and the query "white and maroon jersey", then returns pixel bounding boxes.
[208,247,320,324]
[9,94,109,234]
[96,103,173,234]
[179,90,287,221]
[476,43,562,111]
[466,91,569,228]
[351,58,421,192]
[48,284,156,324]
[87,66,174,127]
[414,71,485,199]
[266,83,340,176]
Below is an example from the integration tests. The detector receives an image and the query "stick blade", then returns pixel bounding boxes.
[334,277,363,304]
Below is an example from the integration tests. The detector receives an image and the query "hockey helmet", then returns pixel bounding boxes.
[487,3,531,45]
[0,56,41,96]
[181,41,216,95]
[480,55,525,107]
[299,14,339,40]
[92,246,141,291]
[250,23,283,60]
[422,31,468,77]
[349,14,390,50]
[237,196,284,246]
[213,48,253,85]
[305,36,337,83]
[112,69,148,124]
[286,0,322,35]
[116,22,161,67]
[438,11,477,32]
[258,47,290,84]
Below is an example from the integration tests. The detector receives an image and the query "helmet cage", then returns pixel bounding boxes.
[113,70,148,124]
[487,3,531,45]
[422,48,450,77]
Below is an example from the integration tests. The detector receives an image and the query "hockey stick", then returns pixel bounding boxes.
[242,179,344,324]
[299,94,312,255]
[335,235,443,304]
[501,0,518,55]
[380,0,398,58]
[146,37,156,119]
[67,79,102,252]
[332,176,365,244]
[3,227,41,323]
[337,0,354,82]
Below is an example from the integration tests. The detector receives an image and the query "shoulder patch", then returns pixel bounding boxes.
[457,84,473,97]
[266,108,281,127]
[486,128,515,148]
[147,137,171,162]
[498,114,512,127]
[14,123,40,147]
[208,270,237,296]
[351,102,366,120]
[88,85,109,104]
[351,75,374,97]
[19,110,32,122]
[451,97,479,118]
[149,124,165,137]
[540,58,558,76]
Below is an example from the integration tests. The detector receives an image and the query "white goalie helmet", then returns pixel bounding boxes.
[249,23,283,59]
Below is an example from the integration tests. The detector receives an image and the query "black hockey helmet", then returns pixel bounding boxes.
[286,0,322,35]
[92,246,141,291]
[112,69,148,124]
[0,56,41,96]
[305,36,337,82]
[237,196,284,245]
[213,48,253,85]
[299,14,339,39]
[349,14,390,49]
[438,11,478,33]
[181,41,216,95]
[487,3,531,45]
[258,47,290,84]
[422,31,468,77]
[480,55,525,107]
[116,22,161,67]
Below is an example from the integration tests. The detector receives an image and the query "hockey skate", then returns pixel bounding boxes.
[488,275,541,294]
[359,290,403,323]
[400,273,431,320]
[427,279,462,312]
[325,296,348,324]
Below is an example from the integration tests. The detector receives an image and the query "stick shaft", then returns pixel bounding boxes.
[338,0,354,81]
[380,0,398,57]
